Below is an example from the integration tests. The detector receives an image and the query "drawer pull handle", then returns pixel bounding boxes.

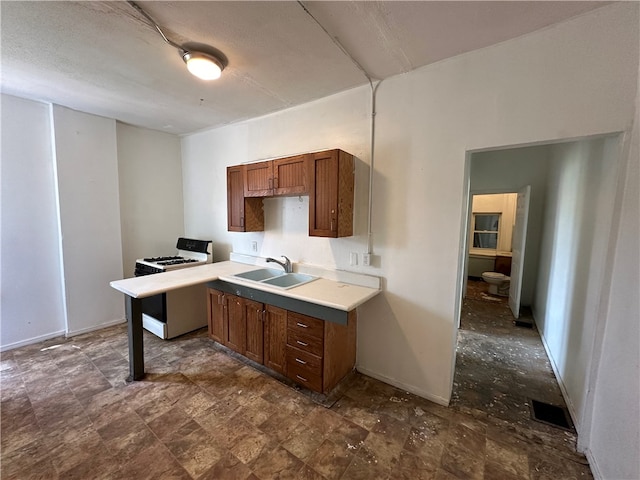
[296,322,308,328]
[296,374,308,382]
[296,340,308,347]
[295,358,307,365]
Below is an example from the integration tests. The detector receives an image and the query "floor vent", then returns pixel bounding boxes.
[515,319,533,328]
[529,399,573,430]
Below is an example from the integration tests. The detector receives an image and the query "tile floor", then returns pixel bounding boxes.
[1,293,592,479]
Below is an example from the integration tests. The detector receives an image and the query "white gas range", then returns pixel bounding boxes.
[134,238,212,339]
[134,237,212,276]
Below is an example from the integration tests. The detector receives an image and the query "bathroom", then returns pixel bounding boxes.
[467,193,517,297]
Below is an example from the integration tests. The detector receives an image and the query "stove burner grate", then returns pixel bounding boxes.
[157,259,199,266]
[143,255,184,262]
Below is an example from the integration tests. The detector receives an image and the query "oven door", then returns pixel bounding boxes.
[134,265,169,338]
[141,294,166,323]
[141,294,168,339]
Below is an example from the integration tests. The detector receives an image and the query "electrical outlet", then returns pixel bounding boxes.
[362,253,371,266]
[350,252,358,266]
[251,241,258,252]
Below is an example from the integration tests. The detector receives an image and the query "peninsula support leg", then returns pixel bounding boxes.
[125,295,145,381]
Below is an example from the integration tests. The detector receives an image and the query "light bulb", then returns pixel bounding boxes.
[182,52,223,80]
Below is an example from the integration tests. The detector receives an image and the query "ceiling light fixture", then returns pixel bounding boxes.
[127,1,226,81]
[182,51,223,80]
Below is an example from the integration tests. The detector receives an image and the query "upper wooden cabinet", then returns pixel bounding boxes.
[273,155,308,196]
[308,150,354,238]
[244,161,273,197]
[244,155,308,197]
[228,149,354,236]
[227,165,264,232]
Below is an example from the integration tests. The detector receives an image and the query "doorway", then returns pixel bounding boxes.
[465,191,524,315]
[456,189,569,438]
[453,135,622,458]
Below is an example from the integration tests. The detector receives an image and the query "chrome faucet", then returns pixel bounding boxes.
[266,255,292,273]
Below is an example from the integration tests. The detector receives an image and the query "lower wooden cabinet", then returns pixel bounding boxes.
[244,299,264,364]
[225,294,246,354]
[207,288,356,393]
[264,305,287,374]
[207,288,225,344]
[286,310,357,393]
[208,289,264,362]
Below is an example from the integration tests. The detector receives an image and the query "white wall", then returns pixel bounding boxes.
[586,100,639,480]
[116,123,184,277]
[51,105,124,335]
[1,95,66,349]
[1,100,180,349]
[181,87,372,265]
[182,4,638,408]
[366,1,637,406]
[470,145,550,306]
[534,136,621,427]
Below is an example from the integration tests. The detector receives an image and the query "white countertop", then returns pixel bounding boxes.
[110,260,381,312]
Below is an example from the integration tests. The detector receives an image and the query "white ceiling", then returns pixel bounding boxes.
[1,1,609,135]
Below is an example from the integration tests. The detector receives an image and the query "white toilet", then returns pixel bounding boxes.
[481,271,510,296]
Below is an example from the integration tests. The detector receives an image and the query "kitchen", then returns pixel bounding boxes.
[1,2,638,479]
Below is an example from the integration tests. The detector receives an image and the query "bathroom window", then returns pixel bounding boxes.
[472,214,500,249]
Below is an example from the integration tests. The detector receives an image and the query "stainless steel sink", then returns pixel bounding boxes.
[231,269,316,289]
[233,268,285,282]
[261,273,316,289]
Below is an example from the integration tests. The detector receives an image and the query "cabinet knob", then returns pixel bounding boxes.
[296,322,308,329]
[296,340,308,347]
[296,374,308,382]
[295,358,307,365]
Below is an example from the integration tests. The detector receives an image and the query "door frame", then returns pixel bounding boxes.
[458,186,525,324]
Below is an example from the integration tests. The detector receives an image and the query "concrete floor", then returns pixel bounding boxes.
[452,278,592,478]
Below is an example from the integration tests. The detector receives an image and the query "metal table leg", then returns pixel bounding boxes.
[125,295,145,381]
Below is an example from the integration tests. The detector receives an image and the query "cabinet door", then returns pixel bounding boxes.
[225,294,246,354]
[207,288,226,344]
[227,166,245,232]
[244,299,264,364]
[273,155,307,196]
[244,161,273,197]
[264,305,287,374]
[308,150,354,237]
[227,165,264,232]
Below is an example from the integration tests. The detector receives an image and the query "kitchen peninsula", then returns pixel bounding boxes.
[110,256,381,388]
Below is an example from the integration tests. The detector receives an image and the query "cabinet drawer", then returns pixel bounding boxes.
[287,328,323,357]
[287,312,324,339]
[286,345,322,376]
[287,360,322,392]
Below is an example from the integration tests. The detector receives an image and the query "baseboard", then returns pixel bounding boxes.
[533,310,581,437]
[0,318,127,352]
[0,329,66,352]
[584,448,603,480]
[65,318,126,337]
[356,366,450,407]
